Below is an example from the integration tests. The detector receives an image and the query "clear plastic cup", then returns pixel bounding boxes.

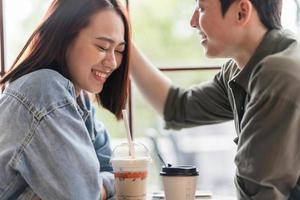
[111,142,151,200]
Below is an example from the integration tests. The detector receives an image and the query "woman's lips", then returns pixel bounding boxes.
[92,69,108,84]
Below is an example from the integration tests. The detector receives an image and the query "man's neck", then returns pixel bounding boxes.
[233,27,268,69]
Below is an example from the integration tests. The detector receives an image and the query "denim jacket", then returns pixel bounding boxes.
[0,69,115,200]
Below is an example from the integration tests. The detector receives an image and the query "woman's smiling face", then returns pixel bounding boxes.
[66,8,125,96]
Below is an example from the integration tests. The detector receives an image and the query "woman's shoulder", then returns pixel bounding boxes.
[5,69,77,109]
[15,68,69,86]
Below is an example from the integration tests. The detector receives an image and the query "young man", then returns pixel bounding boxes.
[131,0,300,199]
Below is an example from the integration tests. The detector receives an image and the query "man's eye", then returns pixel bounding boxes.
[198,7,205,12]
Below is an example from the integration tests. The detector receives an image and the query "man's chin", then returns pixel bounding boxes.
[205,50,215,58]
[205,49,220,58]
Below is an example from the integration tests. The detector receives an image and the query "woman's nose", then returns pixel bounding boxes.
[103,52,117,70]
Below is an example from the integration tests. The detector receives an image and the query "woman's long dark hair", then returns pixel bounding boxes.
[0,0,131,119]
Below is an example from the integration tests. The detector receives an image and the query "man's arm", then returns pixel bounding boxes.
[131,43,172,115]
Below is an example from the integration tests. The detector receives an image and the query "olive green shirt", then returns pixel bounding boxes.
[164,29,300,200]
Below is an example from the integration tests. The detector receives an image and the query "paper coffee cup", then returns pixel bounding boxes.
[111,142,151,200]
[160,165,199,200]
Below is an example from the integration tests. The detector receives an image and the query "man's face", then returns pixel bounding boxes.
[190,0,239,58]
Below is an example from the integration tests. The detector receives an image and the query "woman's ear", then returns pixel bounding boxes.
[236,0,252,26]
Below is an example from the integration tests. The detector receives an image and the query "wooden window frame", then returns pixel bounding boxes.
[0,0,221,137]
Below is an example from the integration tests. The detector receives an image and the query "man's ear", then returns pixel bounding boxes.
[236,0,252,26]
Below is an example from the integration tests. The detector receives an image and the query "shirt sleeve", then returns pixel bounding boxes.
[15,187,36,200]
[90,106,113,172]
[234,60,300,199]
[92,109,115,198]
[12,102,103,200]
[82,94,115,199]
[164,70,233,129]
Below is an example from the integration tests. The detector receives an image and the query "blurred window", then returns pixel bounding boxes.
[1,0,300,196]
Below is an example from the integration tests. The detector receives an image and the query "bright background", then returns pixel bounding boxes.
[2,0,300,196]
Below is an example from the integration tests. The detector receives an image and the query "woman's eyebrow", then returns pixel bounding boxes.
[96,36,126,46]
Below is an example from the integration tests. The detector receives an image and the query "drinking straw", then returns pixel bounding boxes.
[157,152,167,167]
[122,109,136,158]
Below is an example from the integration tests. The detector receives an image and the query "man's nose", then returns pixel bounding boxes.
[190,10,199,28]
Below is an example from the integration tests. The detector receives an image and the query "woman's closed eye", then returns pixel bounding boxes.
[96,45,108,52]
[115,44,125,54]
[95,45,124,54]
[115,49,125,54]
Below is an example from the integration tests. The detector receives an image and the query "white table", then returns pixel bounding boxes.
[148,192,237,200]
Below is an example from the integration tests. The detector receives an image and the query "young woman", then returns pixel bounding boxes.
[0,0,131,199]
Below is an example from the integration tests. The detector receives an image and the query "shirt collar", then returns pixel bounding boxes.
[232,29,296,92]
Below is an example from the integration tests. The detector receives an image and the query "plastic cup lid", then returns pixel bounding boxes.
[160,165,199,176]
[111,142,150,159]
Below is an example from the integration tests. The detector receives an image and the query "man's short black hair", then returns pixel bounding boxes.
[220,0,282,30]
